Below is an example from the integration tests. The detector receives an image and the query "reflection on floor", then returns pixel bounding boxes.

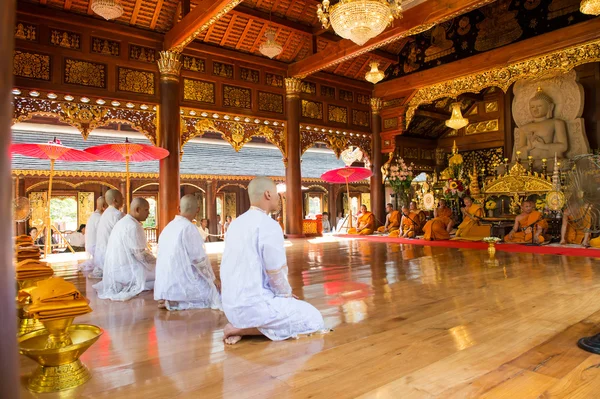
[20,237,600,398]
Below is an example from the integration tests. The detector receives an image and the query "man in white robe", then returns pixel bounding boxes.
[221,177,325,344]
[90,189,124,278]
[154,195,221,311]
[94,198,156,301]
[79,196,107,271]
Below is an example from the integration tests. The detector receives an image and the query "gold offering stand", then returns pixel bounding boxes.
[16,277,48,337]
[18,313,103,393]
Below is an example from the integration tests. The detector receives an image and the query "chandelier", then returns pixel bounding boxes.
[91,0,124,20]
[445,102,469,130]
[317,0,403,46]
[580,0,600,15]
[365,61,384,84]
[259,29,283,59]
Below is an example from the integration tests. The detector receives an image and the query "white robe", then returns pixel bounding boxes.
[220,208,325,341]
[91,206,124,278]
[154,216,222,311]
[93,214,156,301]
[79,210,102,271]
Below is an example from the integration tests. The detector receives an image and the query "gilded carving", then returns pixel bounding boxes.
[78,192,95,225]
[421,149,434,160]
[383,98,405,108]
[370,98,382,114]
[357,93,371,105]
[50,29,80,49]
[328,105,347,124]
[339,89,353,102]
[301,81,316,95]
[321,85,335,98]
[404,147,419,159]
[157,51,182,81]
[285,77,302,96]
[223,85,251,109]
[64,59,106,88]
[475,0,523,52]
[91,37,120,57]
[266,73,284,87]
[256,125,286,157]
[461,147,504,174]
[383,118,398,130]
[118,68,155,95]
[213,62,234,79]
[485,101,498,113]
[182,55,205,72]
[13,51,50,81]
[258,92,283,114]
[183,79,215,104]
[465,119,499,135]
[301,100,323,120]
[406,39,600,127]
[300,129,372,160]
[240,67,259,83]
[62,103,108,139]
[352,110,370,127]
[129,45,156,63]
[15,22,36,41]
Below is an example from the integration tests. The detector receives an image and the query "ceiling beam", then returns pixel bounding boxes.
[415,109,450,120]
[288,0,494,78]
[353,56,372,80]
[277,31,296,61]
[164,0,244,51]
[220,15,238,46]
[231,5,313,34]
[130,0,143,25]
[235,18,254,49]
[150,0,164,30]
[64,0,72,11]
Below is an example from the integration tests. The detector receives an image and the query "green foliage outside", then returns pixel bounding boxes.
[50,197,77,231]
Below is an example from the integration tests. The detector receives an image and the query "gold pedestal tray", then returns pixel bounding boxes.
[17,303,46,337]
[19,323,103,393]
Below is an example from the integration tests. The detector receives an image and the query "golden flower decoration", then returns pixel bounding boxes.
[449,181,458,189]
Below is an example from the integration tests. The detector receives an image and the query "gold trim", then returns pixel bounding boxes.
[157,51,182,78]
[406,38,600,127]
[284,77,302,95]
[370,98,382,114]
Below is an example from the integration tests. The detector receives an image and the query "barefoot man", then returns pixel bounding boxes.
[80,196,107,271]
[504,200,548,244]
[221,177,325,344]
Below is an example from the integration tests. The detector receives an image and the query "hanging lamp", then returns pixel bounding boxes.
[445,102,469,130]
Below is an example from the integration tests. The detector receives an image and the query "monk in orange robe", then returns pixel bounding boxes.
[422,199,454,240]
[348,204,374,235]
[504,200,549,244]
[409,201,427,234]
[560,205,591,246]
[377,203,400,234]
[452,196,490,241]
[393,206,420,238]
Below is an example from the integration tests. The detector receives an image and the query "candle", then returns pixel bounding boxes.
[527,155,533,160]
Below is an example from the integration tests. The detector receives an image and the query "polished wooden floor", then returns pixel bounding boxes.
[19,237,600,398]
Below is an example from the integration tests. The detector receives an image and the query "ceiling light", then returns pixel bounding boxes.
[96,99,106,105]
[47,93,57,99]
[224,115,231,120]
[259,29,283,59]
[91,0,124,20]
[213,113,219,118]
[29,91,40,97]
[201,112,208,117]
[12,89,21,95]
[80,97,90,103]
[189,110,196,116]
[244,117,251,122]
[365,61,385,84]
[126,102,135,108]
[445,102,469,130]
[254,119,260,123]
[140,104,148,110]
[111,100,120,106]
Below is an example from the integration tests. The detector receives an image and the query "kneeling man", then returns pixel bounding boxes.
[154,194,222,311]
[94,198,156,301]
[504,200,548,244]
[221,177,325,344]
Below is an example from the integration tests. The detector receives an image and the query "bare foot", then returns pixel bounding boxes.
[560,240,566,245]
[223,323,242,345]
[157,300,166,309]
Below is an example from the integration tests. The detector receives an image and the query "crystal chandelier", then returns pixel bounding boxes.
[259,29,283,59]
[445,102,469,130]
[580,0,600,15]
[317,0,403,46]
[91,0,124,20]
[365,61,384,84]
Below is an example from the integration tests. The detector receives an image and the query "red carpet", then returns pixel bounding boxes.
[336,234,600,258]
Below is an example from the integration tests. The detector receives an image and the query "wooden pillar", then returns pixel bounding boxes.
[119,180,127,207]
[238,186,249,215]
[284,78,304,237]
[328,184,336,220]
[16,176,26,235]
[0,0,19,394]
[157,51,182,233]
[370,98,385,226]
[206,180,217,240]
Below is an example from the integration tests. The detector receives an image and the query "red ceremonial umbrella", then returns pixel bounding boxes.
[321,166,372,228]
[84,138,169,212]
[11,138,98,256]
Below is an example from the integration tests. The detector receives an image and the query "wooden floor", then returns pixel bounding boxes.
[19,237,600,398]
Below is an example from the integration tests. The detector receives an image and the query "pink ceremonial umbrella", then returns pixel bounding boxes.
[321,166,372,228]
[84,138,169,212]
[11,138,98,256]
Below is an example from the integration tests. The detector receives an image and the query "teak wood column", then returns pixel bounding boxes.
[157,51,182,233]
[0,0,19,395]
[284,78,304,237]
[17,176,26,235]
[370,98,385,226]
[206,181,217,239]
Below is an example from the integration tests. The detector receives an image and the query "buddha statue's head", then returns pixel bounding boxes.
[529,87,554,120]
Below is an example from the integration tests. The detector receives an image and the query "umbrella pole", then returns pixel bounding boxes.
[126,156,130,214]
[45,159,55,257]
[345,177,352,229]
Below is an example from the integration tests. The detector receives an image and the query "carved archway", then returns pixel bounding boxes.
[299,128,372,161]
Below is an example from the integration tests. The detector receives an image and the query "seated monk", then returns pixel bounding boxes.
[376,203,400,234]
[561,205,591,246]
[348,204,375,235]
[452,196,490,241]
[504,200,549,244]
[423,199,454,241]
[393,206,419,238]
[409,201,427,234]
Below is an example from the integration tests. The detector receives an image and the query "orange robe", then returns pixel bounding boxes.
[377,211,400,233]
[503,210,549,243]
[452,204,490,241]
[564,209,591,245]
[348,212,374,235]
[423,207,453,241]
[414,210,427,233]
[391,212,419,238]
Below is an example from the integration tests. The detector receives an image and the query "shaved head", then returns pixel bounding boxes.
[180,194,199,220]
[248,176,279,213]
[96,196,107,212]
[105,189,123,209]
[130,197,150,222]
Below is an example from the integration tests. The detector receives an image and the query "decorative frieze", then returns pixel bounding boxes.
[15,22,37,42]
[339,89,353,102]
[182,78,215,104]
[321,85,335,99]
[64,59,106,88]
[301,81,316,95]
[352,109,370,127]
[50,29,80,49]
[223,85,251,109]
[328,105,347,124]
[129,45,156,63]
[118,67,155,95]
[91,37,120,57]
[383,117,398,130]
[240,67,259,84]
[357,93,371,105]
[13,50,50,81]
[301,100,323,120]
[213,62,234,79]
[181,55,206,72]
[258,92,283,114]
[266,73,284,88]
